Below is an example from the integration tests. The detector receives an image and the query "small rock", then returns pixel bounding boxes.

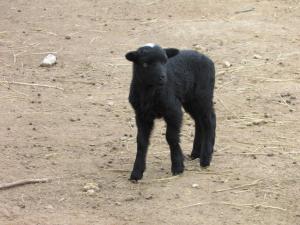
[115,202,121,206]
[45,204,54,210]
[83,182,99,192]
[252,119,267,126]
[120,136,127,141]
[267,153,274,157]
[192,44,206,52]
[40,54,57,67]
[192,183,199,188]
[17,203,26,209]
[107,101,114,106]
[125,196,135,201]
[223,61,232,68]
[217,71,226,76]
[87,189,95,196]
[253,54,262,59]
[145,194,153,200]
[65,35,71,40]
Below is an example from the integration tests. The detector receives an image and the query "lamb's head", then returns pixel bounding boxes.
[125,44,179,86]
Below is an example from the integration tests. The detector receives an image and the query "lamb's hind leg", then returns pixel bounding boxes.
[183,103,202,160]
[185,101,216,166]
[190,120,202,159]
[199,109,216,167]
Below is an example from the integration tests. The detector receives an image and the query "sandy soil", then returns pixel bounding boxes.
[0,0,300,224]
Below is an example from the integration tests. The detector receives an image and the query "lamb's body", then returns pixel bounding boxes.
[126,45,216,181]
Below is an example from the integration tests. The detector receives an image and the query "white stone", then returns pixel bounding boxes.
[192,183,199,188]
[40,54,57,67]
[223,60,232,68]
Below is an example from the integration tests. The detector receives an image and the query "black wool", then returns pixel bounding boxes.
[126,44,216,181]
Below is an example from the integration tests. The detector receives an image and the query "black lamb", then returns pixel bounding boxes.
[125,43,216,181]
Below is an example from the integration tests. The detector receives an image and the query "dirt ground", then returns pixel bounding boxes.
[0,0,299,224]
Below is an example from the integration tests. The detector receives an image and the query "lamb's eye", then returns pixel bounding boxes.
[143,63,148,68]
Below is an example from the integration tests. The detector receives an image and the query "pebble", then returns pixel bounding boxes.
[40,54,57,67]
[280,92,291,97]
[107,101,114,106]
[87,189,96,196]
[253,54,262,59]
[17,203,26,209]
[83,182,99,192]
[145,194,153,200]
[192,183,199,188]
[44,204,54,210]
[192,44,206,52]
[248,119,268,126]
[125,196,135,201]
[223,61,232,68]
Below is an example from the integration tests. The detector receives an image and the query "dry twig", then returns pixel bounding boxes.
[104,169,130,173]
[0,178,51,190]
[234,7,255,14]
[139,176,181,184]
[0,81,64,90]
[213,179,262,193]
[216,151,300,156]
[177,201,287,211]
[216,97,238,117]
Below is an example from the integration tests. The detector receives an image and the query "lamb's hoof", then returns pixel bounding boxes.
[190,152,200,160]
[200,157,211,168]
[172,163,184,175]
[129,170,143,182]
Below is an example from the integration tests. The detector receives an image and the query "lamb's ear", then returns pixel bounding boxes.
[125,51,138,62]
[164,48,179,58]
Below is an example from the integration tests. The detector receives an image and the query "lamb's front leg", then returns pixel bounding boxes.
[165,109,184,175]
[130,116,154,181]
